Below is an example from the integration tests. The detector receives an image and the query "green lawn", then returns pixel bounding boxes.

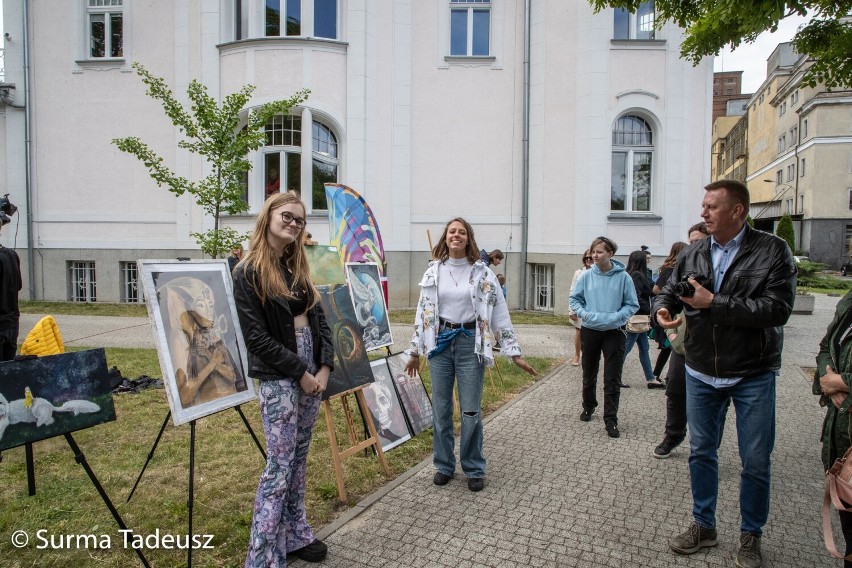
[1,346,559,567]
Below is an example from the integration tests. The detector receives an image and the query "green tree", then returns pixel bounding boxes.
[776,213,796,252]
[113,62,309,258]
[588,1,852,89]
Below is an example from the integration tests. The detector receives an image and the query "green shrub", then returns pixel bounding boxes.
[776,214,796,253]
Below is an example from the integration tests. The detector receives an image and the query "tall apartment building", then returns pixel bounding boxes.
[1,1,712,312]
[745,42,852,266]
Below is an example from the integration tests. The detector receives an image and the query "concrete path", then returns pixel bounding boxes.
[299,293,842,568]
[19,295,845,566]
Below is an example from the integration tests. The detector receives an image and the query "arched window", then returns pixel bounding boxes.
[263,115,302,199]
[611,115,653,212]
[312,121,338,210]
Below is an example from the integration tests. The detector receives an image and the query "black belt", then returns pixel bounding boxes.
[439,318,476,330]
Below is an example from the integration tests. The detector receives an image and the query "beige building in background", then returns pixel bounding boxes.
[744,42,852,267]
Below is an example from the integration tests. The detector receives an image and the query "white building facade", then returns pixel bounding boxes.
[1,0,711,313]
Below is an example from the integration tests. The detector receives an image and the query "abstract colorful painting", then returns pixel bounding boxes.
[304,245,347,286]
[0,349,116,451]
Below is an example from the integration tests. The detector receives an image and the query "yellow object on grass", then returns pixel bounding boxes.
[20,315,65,356]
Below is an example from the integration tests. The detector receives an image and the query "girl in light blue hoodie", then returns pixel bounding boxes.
[569,236,639,438]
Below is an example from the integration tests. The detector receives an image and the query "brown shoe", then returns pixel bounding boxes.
[669,522,718,555]
[735,532,762,568]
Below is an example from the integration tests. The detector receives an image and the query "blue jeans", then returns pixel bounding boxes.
[428,331,486,478]
[624,331,655,382]
[685,369,776,535]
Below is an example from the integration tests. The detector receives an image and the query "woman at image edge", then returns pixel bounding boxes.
[233,192,334,567]
[405,218,537,492]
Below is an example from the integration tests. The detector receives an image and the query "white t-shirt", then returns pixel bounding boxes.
[437,258,476,324]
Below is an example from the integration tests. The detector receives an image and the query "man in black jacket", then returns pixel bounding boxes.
[655,180,796,568]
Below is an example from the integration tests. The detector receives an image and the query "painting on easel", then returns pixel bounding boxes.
[364,359,412,451]
[316,283,375,399]
[0,349,116,451]
[386,353,434,436]
[138,259,255,426]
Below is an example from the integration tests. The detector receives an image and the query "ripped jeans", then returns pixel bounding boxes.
[428,329,486,478]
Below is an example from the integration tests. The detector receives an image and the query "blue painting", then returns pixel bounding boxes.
[345,263,393,352]
[0,349,116,451]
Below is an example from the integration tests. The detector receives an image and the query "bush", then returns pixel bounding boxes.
[776,214,796,253]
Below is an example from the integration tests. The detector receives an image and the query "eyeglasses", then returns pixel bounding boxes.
[280,211,306,230]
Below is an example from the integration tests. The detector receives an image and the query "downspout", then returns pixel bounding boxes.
[519,0,531,310]
[22,0,35,300]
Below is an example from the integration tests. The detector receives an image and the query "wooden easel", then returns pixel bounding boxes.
[322,384,391,501]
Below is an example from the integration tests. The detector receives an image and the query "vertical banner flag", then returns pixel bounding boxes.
[324,183,388,304]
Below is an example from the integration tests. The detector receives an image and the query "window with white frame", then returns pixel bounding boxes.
[312,121,338,210]
[614,0,655,40]
[314,0,337,39]
[88,0,124,58]
[120,261,142,303]
[800,158,806,177]
[611,115,653,212]
[69,261,97,302]
[785,198,793,214]
[450,0,491,56]
[779,101,787,116]
[530,264,554,311]
[787,163,795,181]
[266,0,301,36]
[803,119,808,139]
[264,115,302,199]
[777,134,786,154]
[235,0,249,40]
[791,126,798,145]
[776,169,783,185]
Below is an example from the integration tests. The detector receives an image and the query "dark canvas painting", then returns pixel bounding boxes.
[365,359,411,451]
[0,349,116,451]
[386,353,434,436]
[345,263,393,351]
[316,283,375,400]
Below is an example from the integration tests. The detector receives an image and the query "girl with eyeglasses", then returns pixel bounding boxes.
[569,236,639,439]
[233,192,335,566]
[568,251,593,366]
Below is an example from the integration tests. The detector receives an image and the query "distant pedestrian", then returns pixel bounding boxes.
[568,250,593,366]
[569,236,638,439]
[479,248,504,268]
[496,273,507,298]
[649,240,688,380]
[227,245,243,274]
[623,250,662,389]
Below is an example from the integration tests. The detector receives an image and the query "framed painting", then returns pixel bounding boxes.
[344,262,393,351]
[0,349,116,451]
[138,259,256,426]
[386,352,434,436]
[364,359,412,452]
[316,283,375,399]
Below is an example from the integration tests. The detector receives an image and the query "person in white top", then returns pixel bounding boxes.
[405,218,536,492]
[568,251,593,366]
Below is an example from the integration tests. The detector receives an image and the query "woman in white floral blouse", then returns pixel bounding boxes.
[405,217,536,492]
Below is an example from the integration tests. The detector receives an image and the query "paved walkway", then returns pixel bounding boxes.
[20,295,845,566]
[299,294,842,568]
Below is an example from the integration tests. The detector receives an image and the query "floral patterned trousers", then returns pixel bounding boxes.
[245,328,322,568]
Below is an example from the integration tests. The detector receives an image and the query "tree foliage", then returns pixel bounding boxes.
[113,62,309,258]
[588,0,852,89]
[776,213,796,252]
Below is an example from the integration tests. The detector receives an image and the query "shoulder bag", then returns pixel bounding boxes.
[823,445,852,560]
[625,314,651,334]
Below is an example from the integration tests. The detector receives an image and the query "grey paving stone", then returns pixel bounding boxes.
[293,294,843,568]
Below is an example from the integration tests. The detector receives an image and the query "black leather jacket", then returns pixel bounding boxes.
[653,224,797,378]
[233,264,334,381]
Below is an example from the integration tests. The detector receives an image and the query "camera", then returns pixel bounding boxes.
[0,194,17,226]
[673,273,711,297]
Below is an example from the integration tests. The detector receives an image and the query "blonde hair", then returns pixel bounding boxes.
[242,192,318,307]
